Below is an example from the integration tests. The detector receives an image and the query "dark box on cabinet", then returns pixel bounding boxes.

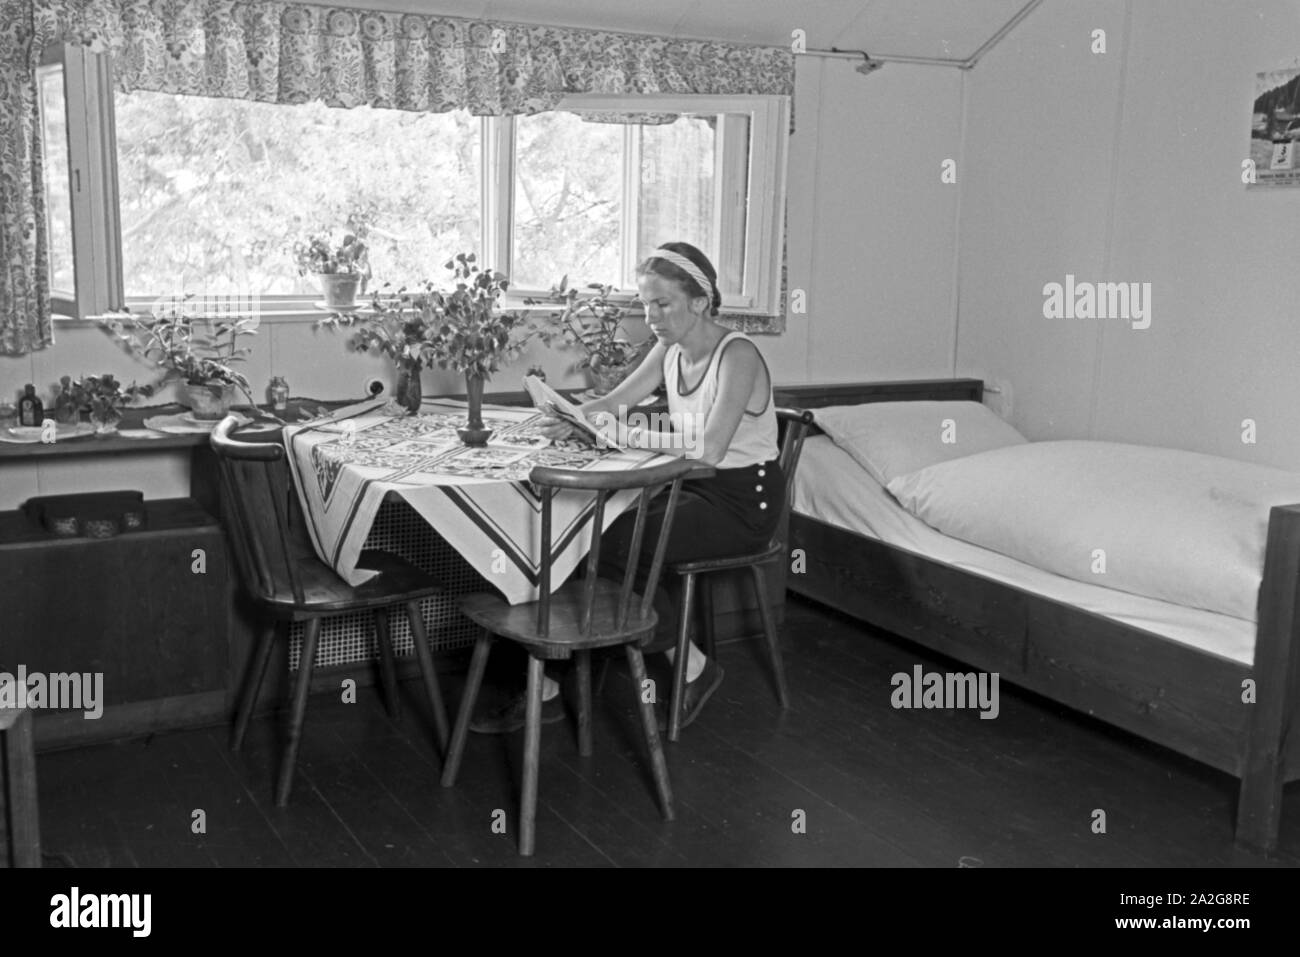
[23,490,147,538]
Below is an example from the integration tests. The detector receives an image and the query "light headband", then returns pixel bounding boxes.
[647,247,715,303]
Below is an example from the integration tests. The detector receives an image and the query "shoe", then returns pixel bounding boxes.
[662,658,724,732]
[469,691,565,734]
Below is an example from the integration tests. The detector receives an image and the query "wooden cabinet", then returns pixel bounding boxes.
[0,499,231,749]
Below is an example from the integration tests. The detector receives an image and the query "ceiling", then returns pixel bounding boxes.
[342,0,1040,64]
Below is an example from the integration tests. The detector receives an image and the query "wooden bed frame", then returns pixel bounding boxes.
[775,378,1300,853]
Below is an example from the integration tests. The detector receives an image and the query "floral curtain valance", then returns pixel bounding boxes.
[37,0,794,114]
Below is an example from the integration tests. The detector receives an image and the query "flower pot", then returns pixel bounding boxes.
[186,381,237,420]
[457,373,493,446]
[589,362,634,396]
[318,272,363,309]
[393,358,424,415]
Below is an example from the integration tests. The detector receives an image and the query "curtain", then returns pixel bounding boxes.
[0,0,54,353]
[43,0,793,113]
[0,0,794,353]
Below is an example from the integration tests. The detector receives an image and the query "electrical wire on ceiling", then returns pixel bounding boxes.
[802,0,1043,73]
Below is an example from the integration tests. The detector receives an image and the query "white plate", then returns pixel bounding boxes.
[179,412,220,426]
[3,422,96,443]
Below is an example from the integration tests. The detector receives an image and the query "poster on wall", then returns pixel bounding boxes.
[1250,66,1300,187]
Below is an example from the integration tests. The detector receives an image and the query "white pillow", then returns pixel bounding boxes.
[886,440,1300,622]
[812,400,1027,485]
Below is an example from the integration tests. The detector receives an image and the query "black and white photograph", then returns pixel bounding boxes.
[0,0,1297,915]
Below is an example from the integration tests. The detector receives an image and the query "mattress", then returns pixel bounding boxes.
[791,436,1257,665]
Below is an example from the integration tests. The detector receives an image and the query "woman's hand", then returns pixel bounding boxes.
[534,414,587,442]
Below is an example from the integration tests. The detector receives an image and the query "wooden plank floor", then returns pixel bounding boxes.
[21,596,1300,867]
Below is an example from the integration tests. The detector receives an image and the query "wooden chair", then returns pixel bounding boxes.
[0,707,40,867]
[210,417,450,806]
[665,408,816,741]
[440,457,697,856]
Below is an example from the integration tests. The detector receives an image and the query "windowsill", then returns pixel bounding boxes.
[65,296,778,326]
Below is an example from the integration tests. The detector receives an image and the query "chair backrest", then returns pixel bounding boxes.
[528,457,697,640]
[771,407,816,548]
[210,416,309,607]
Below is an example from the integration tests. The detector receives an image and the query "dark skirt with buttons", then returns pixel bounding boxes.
[597,458,784,651]
[603,459,783,568]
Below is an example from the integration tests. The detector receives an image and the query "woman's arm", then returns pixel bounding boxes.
[599,339,763,466]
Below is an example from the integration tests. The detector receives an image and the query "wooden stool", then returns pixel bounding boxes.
[1,708,41,868]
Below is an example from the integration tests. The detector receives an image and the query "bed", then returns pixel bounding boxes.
[775,378,1300,852]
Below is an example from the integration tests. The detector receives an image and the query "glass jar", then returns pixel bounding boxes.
[269,376,289,412]
[0,402,16,430]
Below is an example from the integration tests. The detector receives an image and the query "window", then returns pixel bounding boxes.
[46,57,788,319]
[39,43,123,319]
[499,94,787,313]
[113,92,480,305]
[509,109,750,300]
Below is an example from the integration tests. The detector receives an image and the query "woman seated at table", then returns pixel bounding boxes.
[471,241,781,734]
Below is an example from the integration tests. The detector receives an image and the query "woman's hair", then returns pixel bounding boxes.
[636,241,722,317]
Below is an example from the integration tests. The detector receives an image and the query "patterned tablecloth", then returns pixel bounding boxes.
[283,399,665,604]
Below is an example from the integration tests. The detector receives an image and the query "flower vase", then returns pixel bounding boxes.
[394,357,424,415]
[92,414,120,438]
[457,373,493,446]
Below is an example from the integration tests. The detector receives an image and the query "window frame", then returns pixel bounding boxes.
[41,43,124,321]
[52,65,789,322]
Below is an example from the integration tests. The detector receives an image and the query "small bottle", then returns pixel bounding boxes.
[18,384,43,427]
[269,376,289,412]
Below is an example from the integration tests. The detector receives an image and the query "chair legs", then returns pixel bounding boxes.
[276,618,320,807]
[575,650,593,757]
[666,564,790,741]
[698,575,717,660]
[373,608,402,723]
[519,654,546,857]
[232,620,279,752]
[440,629,494,788]
[441,630,673,855]
[626,644,675,822]
[238,604,447,808]
[3,709,41,868]
[667,571,697,742]
[749,564,790,709]
[406,601,450,753]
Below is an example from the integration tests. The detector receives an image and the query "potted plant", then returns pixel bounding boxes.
[52,374,154,435]
[294,229,370,309]
[321,253,554,442]
[103,303,257,420]
[533,278,652,395]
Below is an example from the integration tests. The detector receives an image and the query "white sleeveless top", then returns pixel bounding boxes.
[663,331,778,469]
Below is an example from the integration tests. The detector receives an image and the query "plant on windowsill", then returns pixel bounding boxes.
[52,373,155,436]
[319,253,557,443]
[293,229,371,309]
[530,278,651,396]
[103,302,257,421]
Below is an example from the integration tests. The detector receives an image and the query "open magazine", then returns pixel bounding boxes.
[522,374,626,450]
